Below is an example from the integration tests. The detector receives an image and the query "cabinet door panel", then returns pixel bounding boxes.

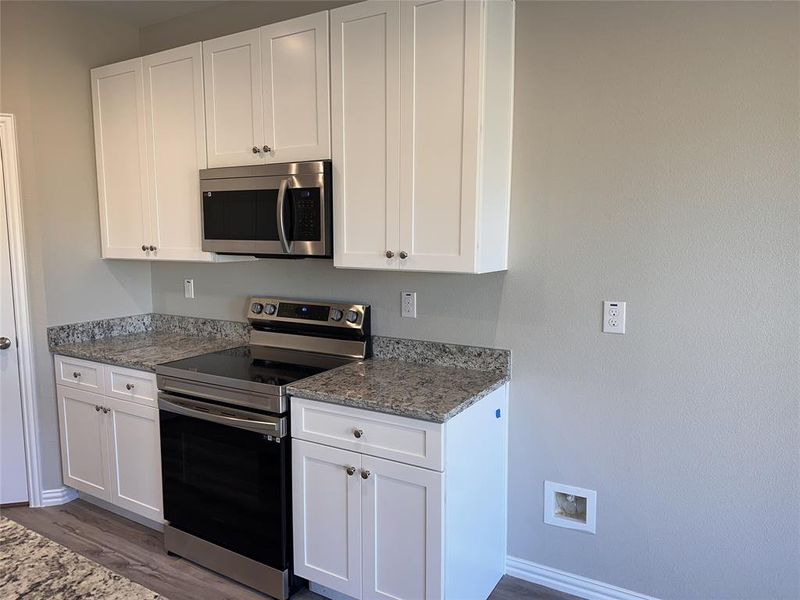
[107,397,163,521]
[143,43,212,261]
[203,29,264,167]
[362,455,443,600]
[332,1,401,269]
[57,386,111,500]
[399,0,479,272]
[293,439,362,597]
[91,59,150,259]
[261,11,330,163]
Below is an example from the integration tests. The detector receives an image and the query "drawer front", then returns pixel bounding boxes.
[55,355,105,394]
[105,365,157,408]
[291,398,443,471]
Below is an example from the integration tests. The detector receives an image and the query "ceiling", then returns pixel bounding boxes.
[75,0,229,29]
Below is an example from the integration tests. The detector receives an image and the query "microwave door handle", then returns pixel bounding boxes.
[277,177,292,254]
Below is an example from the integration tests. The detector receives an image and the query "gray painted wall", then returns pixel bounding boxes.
[148,2,800,598]
[0,2,153,490]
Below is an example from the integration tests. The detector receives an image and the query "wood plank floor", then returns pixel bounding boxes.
[2,500,577,600]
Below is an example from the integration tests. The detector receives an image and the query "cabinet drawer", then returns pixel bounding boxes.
[291,398,443,471]
[55,355,105,394]
[105,365,157,408]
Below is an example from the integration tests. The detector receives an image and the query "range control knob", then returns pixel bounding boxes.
[250,302,264,314]
[330,308,343,322]
[345,310,359,324]
[264,304,277,315]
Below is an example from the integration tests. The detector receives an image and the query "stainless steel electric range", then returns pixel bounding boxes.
[155,297,371,600]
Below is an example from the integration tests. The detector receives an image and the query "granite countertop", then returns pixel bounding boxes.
[287,358,509,423]
[49,331,244,372]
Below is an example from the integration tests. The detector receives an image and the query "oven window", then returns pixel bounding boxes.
[159,409,290,569]
[202,189,280,241]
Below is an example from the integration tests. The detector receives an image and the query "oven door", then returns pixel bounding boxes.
[158,393,290,570]
[200,169,330,257]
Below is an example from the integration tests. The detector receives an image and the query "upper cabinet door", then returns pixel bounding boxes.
[261,11,331,163]
[143,43,212,261]
[331,1,401,270]
[203,29,264,167]
[91,58,150,259]
[398,0,479,273]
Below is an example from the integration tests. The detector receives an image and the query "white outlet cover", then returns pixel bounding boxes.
[603,301,625,334]
[401,291,417,318]
[184,279,195,299]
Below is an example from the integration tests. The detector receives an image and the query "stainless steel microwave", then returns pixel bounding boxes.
[200,161,332,258]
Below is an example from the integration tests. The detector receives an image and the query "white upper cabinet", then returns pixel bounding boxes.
[92,58,150,260]
[204,12,331,168]
[331,1,401,270]
[262,11,331,163]
[332,0,515,273]
[143,43,212,261]
[203,29,264,168]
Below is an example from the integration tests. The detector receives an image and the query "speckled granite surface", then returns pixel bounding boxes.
[0,517,164,599]
[287,359,509,423]
[373,335,511,375]
[47,313,249,347]
[50,332,244,372]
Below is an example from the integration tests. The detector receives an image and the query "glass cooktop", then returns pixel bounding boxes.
[158,345,353,389]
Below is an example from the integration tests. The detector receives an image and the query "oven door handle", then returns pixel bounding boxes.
[158,393,285,436]
[276,177,293,254]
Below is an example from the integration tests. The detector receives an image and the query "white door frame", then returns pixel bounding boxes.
[0,113,43,507]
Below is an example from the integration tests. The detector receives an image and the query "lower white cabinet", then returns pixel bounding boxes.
[292,386,508,600]
[55,356,163,522]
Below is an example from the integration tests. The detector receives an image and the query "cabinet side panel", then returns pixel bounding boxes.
[443,384,508,598]
[476,0,514,273]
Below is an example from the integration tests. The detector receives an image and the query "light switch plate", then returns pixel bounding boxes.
[184,279,195,299]
[603,301,625,334]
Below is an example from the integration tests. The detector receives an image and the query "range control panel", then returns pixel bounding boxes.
[247,297,369,328]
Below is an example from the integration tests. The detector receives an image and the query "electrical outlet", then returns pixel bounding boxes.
[401,291,417,318]
[184,279,195,299]
[603,301,625,334]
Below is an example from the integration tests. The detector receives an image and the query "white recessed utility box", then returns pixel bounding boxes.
[544,481,597,534]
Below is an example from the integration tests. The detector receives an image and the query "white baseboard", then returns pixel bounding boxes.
[506,555,658,600]
[40,486,78,507]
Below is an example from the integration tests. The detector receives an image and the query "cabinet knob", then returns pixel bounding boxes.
[353,428,363,439]
[360,470,371,480]
[345,466,356,476]
[0,337,10,350]
[252,146,261,154]
[385,250,394,259]
[263,145,272,153]
[125,383,135,391]
[399,251,408,260]
[95,405,101,412]
[149,245,156,252]
[73,371,81,379]
[102,407,109,414]
[142,245,148,252]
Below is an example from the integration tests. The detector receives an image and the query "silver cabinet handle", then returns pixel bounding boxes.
[125,383,135,390]
[0,337,11,350]
[399,251,408,259]
[353,428,363,439]
[252,146,261,154]
[142,245,148,252]
[95,405,101,412]
[72,371,81,378]
[346,466,356,476]
[263,145,272,153]
[385,250,394,259]
[361,470,371,480]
